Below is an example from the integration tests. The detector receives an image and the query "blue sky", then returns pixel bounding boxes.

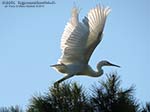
[0,0,150,109]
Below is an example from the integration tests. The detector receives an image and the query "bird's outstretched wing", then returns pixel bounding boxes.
[83,5,111,63]
[58,7,89,64]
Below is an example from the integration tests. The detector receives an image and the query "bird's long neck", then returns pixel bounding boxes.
[89,68,103,77]
[82,65,102,77]
[85,64,103,77]
[95,68,103,77]
[95,62,104,77]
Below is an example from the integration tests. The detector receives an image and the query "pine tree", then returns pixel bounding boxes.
[90,74,139,112]
[27,82,93,112]
[0,105,23,112]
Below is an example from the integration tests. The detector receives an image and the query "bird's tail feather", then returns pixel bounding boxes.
[50,64,67,74]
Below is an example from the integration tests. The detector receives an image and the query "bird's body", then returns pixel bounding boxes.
[51,4,120,86]
[51,63,102,77]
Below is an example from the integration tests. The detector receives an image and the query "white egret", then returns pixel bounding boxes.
[51,4,120,86]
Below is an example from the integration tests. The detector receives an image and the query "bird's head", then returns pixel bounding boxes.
[97,60,120,68]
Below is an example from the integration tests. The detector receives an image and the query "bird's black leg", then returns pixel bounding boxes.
[54,74,74,88]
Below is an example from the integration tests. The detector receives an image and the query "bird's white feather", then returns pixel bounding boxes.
[58,5,111,64]
[84,5,111,48]
[83,5,111,62]
[58,7,89,64]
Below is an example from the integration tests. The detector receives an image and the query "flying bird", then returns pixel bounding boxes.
[51,4,120,86]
